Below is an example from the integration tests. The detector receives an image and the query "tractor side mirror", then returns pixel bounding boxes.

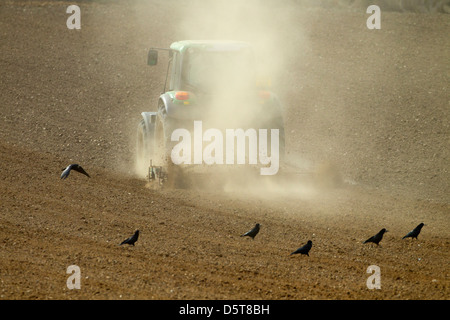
[147,49,158,66]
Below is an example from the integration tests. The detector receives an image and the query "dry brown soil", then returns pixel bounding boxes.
[0,0,449,300]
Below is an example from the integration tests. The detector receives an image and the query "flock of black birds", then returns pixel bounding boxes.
[60,163,426,253]
[241,222,426,257]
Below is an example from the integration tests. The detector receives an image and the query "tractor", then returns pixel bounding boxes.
[136,40,285,186]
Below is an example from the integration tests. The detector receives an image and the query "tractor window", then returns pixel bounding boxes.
[181,48,255,93]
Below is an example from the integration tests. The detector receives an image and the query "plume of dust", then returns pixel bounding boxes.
[131,0,324,200]
[169,0,317,199]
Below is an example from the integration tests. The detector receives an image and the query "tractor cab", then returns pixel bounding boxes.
[148,40,257,95]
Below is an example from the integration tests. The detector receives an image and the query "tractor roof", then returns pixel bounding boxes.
[170,40,252,53]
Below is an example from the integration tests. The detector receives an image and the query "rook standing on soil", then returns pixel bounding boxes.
[120,230,139,246]
[241,223,260,240]
[363,228,388,246]
[402,223,425,240]
[290,240,312,256]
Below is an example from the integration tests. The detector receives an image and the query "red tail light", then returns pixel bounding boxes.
[259,91,271,100]
[175,91,190,100]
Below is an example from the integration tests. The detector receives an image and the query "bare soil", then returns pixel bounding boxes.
[0,0,448,300]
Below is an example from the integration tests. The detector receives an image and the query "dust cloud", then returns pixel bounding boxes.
[174,0,309,94]
[131,0,326,198]
[172,0,347,198]
[130,0,449,203]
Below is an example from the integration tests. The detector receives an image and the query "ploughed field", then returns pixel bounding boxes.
[0,0,448,299]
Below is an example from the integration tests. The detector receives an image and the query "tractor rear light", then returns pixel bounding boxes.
[259,90,271,100]
[175,91,190,100]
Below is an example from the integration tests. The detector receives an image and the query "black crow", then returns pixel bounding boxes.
[363,228,388,245]
[290,240,312,256]
[120,230,139,246]
[61,164,90,179]
[241,223,260,240]
[402,223,425,240]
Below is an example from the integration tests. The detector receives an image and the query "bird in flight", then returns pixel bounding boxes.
[363,228,388,246]
[241,223,260,240]
[290,240,312,256]
[61,164,90,179]
[402,223,425,240]
[120,230,139,246]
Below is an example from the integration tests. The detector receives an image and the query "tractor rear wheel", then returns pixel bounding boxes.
[136,119,152,177]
